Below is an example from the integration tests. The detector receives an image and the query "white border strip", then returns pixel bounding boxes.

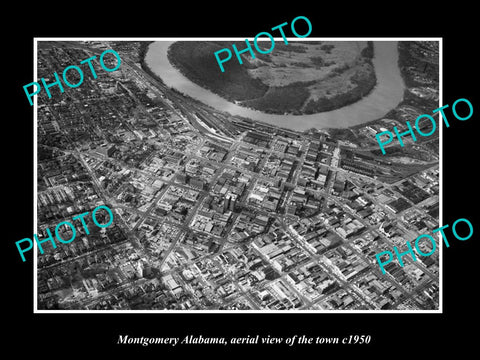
[438,37,443,313]
[33,37,443,314]
[33,38,39,312]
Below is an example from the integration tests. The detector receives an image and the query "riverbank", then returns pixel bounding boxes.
[144,41,405,131]
[167,41,377,116]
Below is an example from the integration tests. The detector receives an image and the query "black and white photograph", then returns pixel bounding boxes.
[34,39,441,312]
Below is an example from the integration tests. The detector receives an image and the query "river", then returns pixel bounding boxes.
[145,41,405,131]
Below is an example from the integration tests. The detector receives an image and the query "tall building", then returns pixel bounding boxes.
[229,194,236,211]
[96,144,116,157]
[223,195,231,213]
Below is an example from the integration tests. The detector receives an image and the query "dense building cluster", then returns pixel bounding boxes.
[36,40,439,311]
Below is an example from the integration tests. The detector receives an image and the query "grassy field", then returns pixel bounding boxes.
[167,41,377,115]
[242,82,311,114]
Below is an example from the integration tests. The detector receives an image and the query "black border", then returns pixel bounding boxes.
[5,5,478,356]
